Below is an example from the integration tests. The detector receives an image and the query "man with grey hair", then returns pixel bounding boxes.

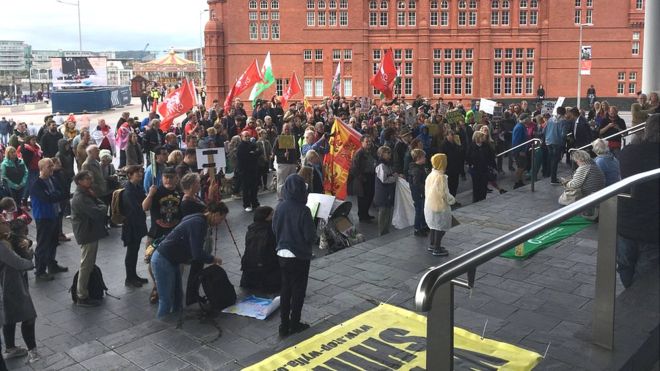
[630,92,659,144]
[81,145,106,198]
[615,114,659,288]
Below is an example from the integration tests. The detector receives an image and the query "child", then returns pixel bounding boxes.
[240,206,280,292]
[408,149,428,236]
[424,153,456,256]
[373,146,398,236]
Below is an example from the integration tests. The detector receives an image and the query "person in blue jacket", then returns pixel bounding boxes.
[272,174,317,337]
[511,113,531,189]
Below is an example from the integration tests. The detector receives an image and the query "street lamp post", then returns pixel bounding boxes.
[576,23,592,110]
[56,0,82,51]
[26,57,33,98]
[200,9,209,87]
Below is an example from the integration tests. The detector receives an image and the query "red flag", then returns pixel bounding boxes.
[280,72,301,108]
[369,48,397,100]
[223,59,264,112]
[157,79,195,132]
[322,118,362,200]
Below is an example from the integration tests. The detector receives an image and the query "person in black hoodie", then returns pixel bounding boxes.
[237,131,262,212]
[272,174,316,337]
[240,206,280,292]
[121,165,149,288]
[467,132,496,203]
[55,139,74,217]
[39,121,63,158]
[439,130,462,198]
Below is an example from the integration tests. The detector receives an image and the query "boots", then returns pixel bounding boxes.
[431,231,448,256]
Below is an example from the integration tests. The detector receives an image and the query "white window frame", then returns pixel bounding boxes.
[315,78,324,97]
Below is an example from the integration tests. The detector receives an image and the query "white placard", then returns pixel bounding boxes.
[553,97,565,116]
[479,98,497,115]
[306,193,336,221]
[196,148,226,173]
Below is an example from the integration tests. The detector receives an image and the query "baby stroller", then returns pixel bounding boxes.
[319,200,364,253]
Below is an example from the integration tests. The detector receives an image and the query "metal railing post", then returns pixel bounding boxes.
[592,195,618,350]
[427,282,454,370]
[530,141,536,192]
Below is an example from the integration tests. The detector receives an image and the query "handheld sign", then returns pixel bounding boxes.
[196,148,226,174]
[479,98,497,115]
[445,110,464,125]
[277,135,296,150]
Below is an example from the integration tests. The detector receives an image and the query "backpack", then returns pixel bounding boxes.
[110,188,125,225]
[70,265,108,302]
[198,265,236,312]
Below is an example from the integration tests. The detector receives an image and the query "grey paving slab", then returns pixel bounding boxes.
[122,343,174,369]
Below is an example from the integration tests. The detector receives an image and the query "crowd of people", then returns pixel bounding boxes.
[0,89,657,368]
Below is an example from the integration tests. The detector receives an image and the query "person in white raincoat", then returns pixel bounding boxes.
[424,153,456,257]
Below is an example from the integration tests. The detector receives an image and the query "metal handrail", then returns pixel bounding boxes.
[496,138,542,157]
[569,122,646,153]
[415,167,660,312]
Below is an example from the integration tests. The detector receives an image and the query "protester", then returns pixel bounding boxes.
[273,124,300,200]
[467,131,496,203]
[30,158,67,281]
[179,173,208,306]
[592,139,620,187]
[144,146,168,192]
[1,147,28,208]
[150,202,226,318]
[511,113,530,189]
[373,146,398,236]
[615,114,659,288]
[558,150,605,207]
[121,165,149,288]
[273,174,316,337]
[19,136,42,209]
[424,154,456,256]
[125,132,144,166]
[70,171,108,307]
[240,206,280,292]
[408,149,428,236]
[546,107,568,184]
[237,131,261,212]
[350,136,376,222]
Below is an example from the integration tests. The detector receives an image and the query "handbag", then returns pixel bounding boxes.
[558,188,581,206]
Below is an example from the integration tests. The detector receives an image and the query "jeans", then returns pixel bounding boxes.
[77,241,99,300]
[151,250,183,318]
[547,145,564,182]
[35,218,58,275]
[0,133,8,146]
[616,234,659,288]
[279,257,310,326]
[411,188,427,231]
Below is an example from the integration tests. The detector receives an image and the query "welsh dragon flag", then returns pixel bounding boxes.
[249,52,275,105]
[331,62,341,97]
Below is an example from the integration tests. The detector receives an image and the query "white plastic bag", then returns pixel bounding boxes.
[392,177,416,229]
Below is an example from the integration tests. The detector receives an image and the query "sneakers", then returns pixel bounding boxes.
[136,276,149,284]
[550,180,561,185]
[427,245,434,252]
[278,323,290,337]
[28,349,41,363]
[513,182,525,189]
[290,322,310,335]
[125,277,143,288]
[4,346,27,359]
[76,297,101,307]
[244,207,253,212]
[499,189,508,194]
[432,247,449,256]
[35,272,54,282]
[58,234,71,242]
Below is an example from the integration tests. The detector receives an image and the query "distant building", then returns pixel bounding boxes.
[204,0,646,106]
[0,40,29,72]
[106,60,134,86]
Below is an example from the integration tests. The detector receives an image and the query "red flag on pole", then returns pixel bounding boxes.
[280,72,301,108]
[223,59,264,112]
[369,48,397,100]
[157,79,196,132]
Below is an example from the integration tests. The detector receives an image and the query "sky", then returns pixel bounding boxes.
[2,0,209,53]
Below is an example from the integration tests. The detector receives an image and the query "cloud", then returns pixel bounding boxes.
[3,0,208,52]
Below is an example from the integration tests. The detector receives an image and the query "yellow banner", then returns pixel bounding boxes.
[244,303,542,370]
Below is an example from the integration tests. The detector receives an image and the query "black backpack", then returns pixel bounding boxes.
[70,265,108,302]
[198,265,236,312]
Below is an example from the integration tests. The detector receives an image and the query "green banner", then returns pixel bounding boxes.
[501,216,594,259]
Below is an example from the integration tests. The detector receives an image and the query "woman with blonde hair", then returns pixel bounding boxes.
[166,150,183,167]
[424,153,456,256]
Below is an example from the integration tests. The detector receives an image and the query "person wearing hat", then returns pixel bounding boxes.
[424,153,456,256]
[240,206,280,292]
[511,113,531,189]
[393,126,413,176]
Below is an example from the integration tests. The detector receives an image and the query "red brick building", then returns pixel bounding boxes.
[204,0,645,106]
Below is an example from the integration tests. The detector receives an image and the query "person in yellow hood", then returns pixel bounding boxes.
[424,153,456,256]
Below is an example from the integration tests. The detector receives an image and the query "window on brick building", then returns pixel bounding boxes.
[441,11,449,25]
[465,77,473,95]
[307,0,314,8]
[373,49,381,60]
[491,11,499,25]
[504,77,512,94]
[458,0,466,8]
[373,63,379,74]
[516,48,523,58]
[307,11,315,26]
[585,9,592,24]
[315,49,323,60]
[444,77,452,95]
[340,0,348,8]
[433,61,441,75]
[249,0,257,9]
[616,82,624,94]
[444,61,452,75]
[394,49,402,60]
[318,11,326,25]
[526,61,534,74]
[315,79,324,96]
[445,49,452,59]
[527,48,534,58]
[344,49,352,60]
[260,23,269,39]
[329,11,337,25]
[275,78,289,96]
[466,49,473,59]
[333,49,341,60]
[272,11,279,20]
[433,78,442,95]
[515,61,523,74]
[494,48,502,59]
[433,49,442,59]
[617,72,625,80]
[519,10,527,25]
[304,50,312,60]
[381,11,388,25]
[260,11,268,20]
[405,62,413,75]
[493,77,502,94]
[431,10,439,25]
[260,0,268,8]
[454,62,462,75]
[574,9,581,24]
[505,48,513,58]
[370,0,377,9]
[502,9,509,24]
[469,11,477,26]
[632,41,640,55]
[454,77,462,94]
[329,0,336,8]
[530,10,537,25]
[271,0,279,8]
[575,0,580,6]
[455,49,463,59]
[318,0,326,8]
[370,11,378,26]
[520,0,527,7]
[632,31,640,40]
[340,11,348,25]
[304,78,313,96]
[504,61,512,74]
[494,61,502,74]
[628,82,636,94]
[249,22,258,39]
[403,78,412,95]
[458,11,466,26]
[531,0,538,7]
[525,77,533,94]
[636,0,643,9]
[344,78,352,96]
[405,49,413,59]
[629,72,637,80]
[271,23,280,39]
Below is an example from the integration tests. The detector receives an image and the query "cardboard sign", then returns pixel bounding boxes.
[493,106,504,121]
[196,148,226,173]
[541,100,556,115]
[306,193,336,221]
[445,110,465,125]
[278,135,296,150]
[479,98,497,115]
